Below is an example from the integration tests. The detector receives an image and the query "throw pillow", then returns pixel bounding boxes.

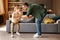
[44,17,55,24]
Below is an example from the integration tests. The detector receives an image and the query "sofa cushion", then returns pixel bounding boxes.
[44,14,56,18]
[20,17,35,23]
[53,16,60,22]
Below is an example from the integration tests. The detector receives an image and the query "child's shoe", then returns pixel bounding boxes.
[16,32,20,36]
[11,34,14,38]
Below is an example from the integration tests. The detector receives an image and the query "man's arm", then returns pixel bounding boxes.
[21,6,32,19]
[26,6,32,16]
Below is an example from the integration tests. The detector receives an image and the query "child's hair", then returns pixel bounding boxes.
[14,5,19,9]
[14,5,21,11]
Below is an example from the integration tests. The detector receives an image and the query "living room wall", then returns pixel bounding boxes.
[52,0,60,16]
[22,0,52,9]
[22,0,60,16]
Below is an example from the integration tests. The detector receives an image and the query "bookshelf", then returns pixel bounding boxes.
[8,0,23,11]
[8,0,23,20]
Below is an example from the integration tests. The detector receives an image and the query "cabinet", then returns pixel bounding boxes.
[0,0,23,25]
[0,0,8,25]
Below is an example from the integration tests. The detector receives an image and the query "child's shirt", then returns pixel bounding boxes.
[11,11,23,23]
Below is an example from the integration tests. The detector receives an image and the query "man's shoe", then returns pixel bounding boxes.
[33,33,42,38]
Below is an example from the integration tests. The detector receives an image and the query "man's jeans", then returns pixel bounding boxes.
[35,18,43,35]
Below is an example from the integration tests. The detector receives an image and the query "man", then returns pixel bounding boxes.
[23,3,47,38]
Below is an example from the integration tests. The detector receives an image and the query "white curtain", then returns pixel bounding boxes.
[0,0,5,15]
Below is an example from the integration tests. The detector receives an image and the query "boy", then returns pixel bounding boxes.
[11,5,23,38]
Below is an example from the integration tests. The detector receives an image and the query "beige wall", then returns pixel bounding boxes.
[52,0,60,16]
[22,0,60,16]
[22,0,52,9]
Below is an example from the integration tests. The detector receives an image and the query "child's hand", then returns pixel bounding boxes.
[22,15,28,19]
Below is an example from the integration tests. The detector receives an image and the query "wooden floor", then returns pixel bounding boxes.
[0,25,60,40]
[0,31,60,40]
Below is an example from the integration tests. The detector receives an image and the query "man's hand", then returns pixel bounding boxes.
[22,15,28,19]
[28,15,32,18]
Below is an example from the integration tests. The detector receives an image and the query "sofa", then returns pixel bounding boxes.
[6,14,60,33]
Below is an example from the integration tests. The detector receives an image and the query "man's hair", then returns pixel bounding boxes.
[39,4,44,7]
[24,2,29,6]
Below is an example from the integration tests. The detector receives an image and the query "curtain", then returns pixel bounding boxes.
[0,0,5,15]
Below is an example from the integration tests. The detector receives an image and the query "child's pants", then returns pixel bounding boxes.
[11,22,20,34]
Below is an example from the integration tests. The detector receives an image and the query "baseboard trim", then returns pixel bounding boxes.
[7,32,60,34]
